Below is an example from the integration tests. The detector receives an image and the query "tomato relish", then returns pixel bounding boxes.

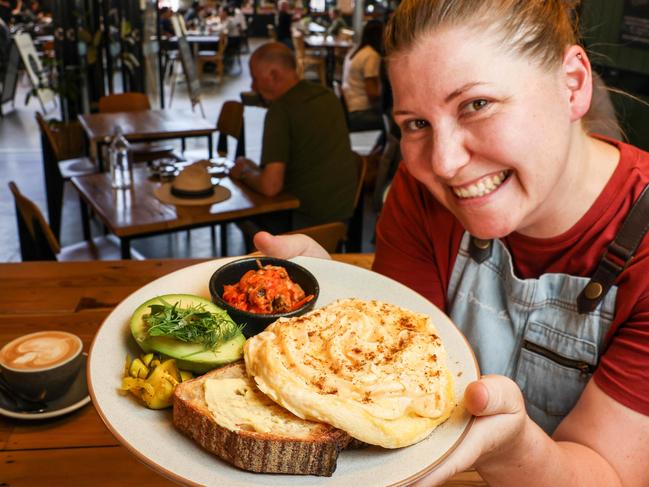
[222,263,314,314]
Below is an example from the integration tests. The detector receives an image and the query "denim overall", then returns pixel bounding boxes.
[447,232,618,434]
[441,182,649,433]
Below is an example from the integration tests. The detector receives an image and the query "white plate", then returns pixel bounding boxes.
[88,257,479,486]
[0,353,91,420]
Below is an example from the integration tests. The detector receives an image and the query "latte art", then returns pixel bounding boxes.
[0,331,81,371]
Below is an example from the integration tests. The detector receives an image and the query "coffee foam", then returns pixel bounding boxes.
[0,331,81,371]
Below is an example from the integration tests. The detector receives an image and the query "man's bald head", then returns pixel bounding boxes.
[250,42,297,72]
[249,42,300,102]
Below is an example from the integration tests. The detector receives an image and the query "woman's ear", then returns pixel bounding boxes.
[562,45,592,122]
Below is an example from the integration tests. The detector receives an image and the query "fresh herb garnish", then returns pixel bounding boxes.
[144,298,242,349]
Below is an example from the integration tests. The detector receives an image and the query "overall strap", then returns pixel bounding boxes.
[468,236,493,263]
[577,185,649,314]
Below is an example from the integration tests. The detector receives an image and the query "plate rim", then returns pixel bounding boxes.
[88,256,480,486]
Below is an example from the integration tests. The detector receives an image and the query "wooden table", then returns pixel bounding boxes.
[0,256,485,486]
[70,166,300,258]
[78,109,216,170]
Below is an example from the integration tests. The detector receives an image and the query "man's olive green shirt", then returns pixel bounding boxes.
[261,80,357,227]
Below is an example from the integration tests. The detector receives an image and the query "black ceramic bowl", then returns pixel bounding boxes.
[209,257,319,338]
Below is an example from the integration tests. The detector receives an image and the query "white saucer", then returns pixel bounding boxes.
[0,353,91,420]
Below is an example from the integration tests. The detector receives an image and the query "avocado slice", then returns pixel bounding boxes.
[130,294,245,374]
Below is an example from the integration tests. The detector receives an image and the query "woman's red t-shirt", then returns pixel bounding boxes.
[374,140,649,416]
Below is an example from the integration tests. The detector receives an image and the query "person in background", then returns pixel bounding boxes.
[215,6,234,33]
[159,7,174,37]
[184,1,203,26]
[275,0,293,49]
[227,1,247,37]
[253,1,649,485]
[0,0,21,24]
[325,7,346,37]
[341,19,384,132]
[230,42,357,245]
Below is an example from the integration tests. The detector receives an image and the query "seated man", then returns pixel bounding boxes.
[230,42,357,245]
[326,7,347,37]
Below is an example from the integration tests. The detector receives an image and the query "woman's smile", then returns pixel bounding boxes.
[450,170,511,200]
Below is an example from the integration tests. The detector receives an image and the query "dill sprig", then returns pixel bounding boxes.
[144,298,242,350]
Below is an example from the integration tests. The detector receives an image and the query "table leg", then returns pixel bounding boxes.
[208,135,213,159]
[120,238,132,259]
[326,47,335,87]
[79,196,91,241]
[97,141,105,172]
[220,223,228,256]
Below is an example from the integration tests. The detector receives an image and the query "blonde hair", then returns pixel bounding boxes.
[385,0,581,69]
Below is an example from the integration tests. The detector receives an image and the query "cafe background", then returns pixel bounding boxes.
[8,0,646,132]
[0,0,648,264]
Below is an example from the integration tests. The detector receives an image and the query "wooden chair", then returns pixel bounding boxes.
[284,222,347,253]
[181,100,245,161]
[35,112,97,241]
[216,100,245,158]
[98,92,151,113]
[98,93,180,163]
[292,33,326,85]
[9,182,143,261]
[196,31,229,83]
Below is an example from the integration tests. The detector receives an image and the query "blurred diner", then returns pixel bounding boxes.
[325,7,347,37]
[184,1,204,26]
[159,6,175,37]
[342,19,384,132]
[0,0,21,24]
[230,42,357,247]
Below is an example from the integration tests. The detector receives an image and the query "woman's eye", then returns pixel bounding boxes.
[405,119,429,131]
[464,99,489,113]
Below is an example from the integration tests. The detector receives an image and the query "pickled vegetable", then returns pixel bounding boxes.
[119,353,193,409]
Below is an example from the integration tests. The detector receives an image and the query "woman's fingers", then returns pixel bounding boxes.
[253,231,331,259]
[465,375,525,417]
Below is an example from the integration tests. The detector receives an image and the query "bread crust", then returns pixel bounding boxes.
[172,361,351,476]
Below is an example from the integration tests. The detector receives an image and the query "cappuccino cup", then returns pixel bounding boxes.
[0,331,83,402]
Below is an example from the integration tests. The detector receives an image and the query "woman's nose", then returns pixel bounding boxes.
[430,127,470,179]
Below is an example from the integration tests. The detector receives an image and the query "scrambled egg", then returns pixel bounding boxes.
[244,298,455,448]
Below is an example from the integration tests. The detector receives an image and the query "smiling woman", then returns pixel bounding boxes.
[365,0,649,485]
[255,0,649,486]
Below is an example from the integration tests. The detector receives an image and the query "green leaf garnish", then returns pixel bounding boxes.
[143,298,242,350]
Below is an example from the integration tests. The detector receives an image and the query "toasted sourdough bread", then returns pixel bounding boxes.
[172,361,351,476]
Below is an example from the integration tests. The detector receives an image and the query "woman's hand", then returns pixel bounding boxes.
[253,231,331,260]
[412,375,529,486]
